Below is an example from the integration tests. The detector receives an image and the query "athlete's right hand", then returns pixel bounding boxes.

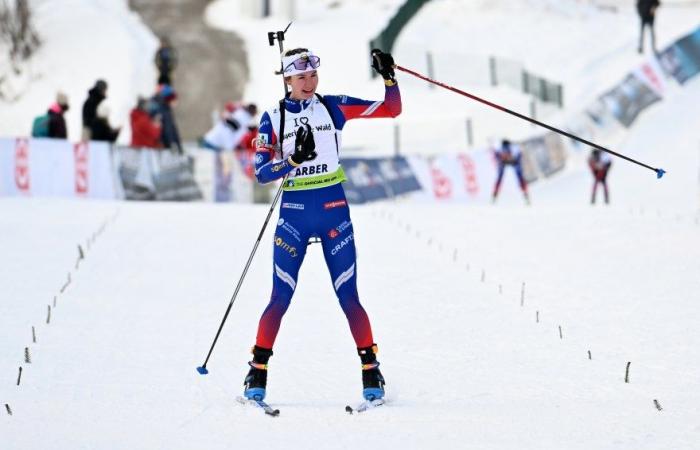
[290,124,316,165]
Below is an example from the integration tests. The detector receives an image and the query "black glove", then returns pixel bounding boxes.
[290,124,316,165]
[371,49,395,81]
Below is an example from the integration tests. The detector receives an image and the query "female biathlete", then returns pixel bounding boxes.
[242,48,401,402]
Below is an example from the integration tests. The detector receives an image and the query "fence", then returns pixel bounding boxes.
[408,49,565,107]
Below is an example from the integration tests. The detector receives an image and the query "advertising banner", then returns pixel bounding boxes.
[341,156,421,204]
[116,147,202,201]
[658,27,700,85]
[0,138,119,198]
[406,150,495,203]
[598,72,661,127]
[520,133,566,178]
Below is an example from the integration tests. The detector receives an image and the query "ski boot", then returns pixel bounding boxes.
[358,344,385,401]
[243,345,273,401]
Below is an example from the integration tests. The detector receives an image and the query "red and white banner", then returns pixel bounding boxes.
[407,149,507,203]
[0,138,120,199]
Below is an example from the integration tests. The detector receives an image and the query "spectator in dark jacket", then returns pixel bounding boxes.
[155,36,178,85]
[47,91,69,139]
[91,102,120,143]
[82,79,108,140]
[155,84,183,153]
[637,0,660,54]
[130,97,162,148]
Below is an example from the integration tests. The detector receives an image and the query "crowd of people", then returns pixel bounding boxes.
[31,77,184,152]
[30,35,184,153]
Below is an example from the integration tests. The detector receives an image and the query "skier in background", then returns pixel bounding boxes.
[491,139,530,204]
[241,47,401,403]
[588,148,612,204]
[637,0,661,54]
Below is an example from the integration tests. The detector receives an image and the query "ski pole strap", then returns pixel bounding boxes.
[248,361,268,370]
[362,362,380,371]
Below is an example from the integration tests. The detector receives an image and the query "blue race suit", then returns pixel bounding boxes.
[492,143,528,198]
[252,83,401,349]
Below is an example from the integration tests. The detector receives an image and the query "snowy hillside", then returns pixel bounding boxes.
[208,0,700,155]
[0,0,158,144]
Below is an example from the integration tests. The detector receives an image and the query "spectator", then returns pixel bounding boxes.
[637,0,660,54]
[492,139,530,204]
[47,92,70,139]
[82,79,108,141]
[91,102,120,143]
[32,91,69,139]
[202,101,258,153]
[155,83,183,154]
[155,36,178,85]
[236,121,259,179]
[588,148,612,204]
[130,97,162,149]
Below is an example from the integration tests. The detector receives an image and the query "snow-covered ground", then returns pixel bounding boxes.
[2,1,700,449]
[2,56,700,450]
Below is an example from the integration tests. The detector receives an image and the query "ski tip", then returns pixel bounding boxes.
[345,405,354,414]
[196,366,209,375]
[656,168,666,179]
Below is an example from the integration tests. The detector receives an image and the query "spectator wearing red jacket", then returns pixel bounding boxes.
[130,97,162,149]
[236,123,258,179]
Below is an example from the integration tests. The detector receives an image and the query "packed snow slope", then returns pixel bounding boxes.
[3,0,700,448]
[2,75,699,450]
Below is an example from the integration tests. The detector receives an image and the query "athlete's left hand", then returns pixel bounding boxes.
[371,49,395,81]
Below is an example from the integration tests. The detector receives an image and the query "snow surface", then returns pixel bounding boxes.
[2,74,699,450]
[3,1,700,449]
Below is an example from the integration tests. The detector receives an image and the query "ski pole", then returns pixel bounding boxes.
[394,64,666,179]
[197,25,292,375]
[196,178,286,375]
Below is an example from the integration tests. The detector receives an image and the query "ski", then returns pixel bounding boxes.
[236,395,280,417]
[345,398,385,414]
